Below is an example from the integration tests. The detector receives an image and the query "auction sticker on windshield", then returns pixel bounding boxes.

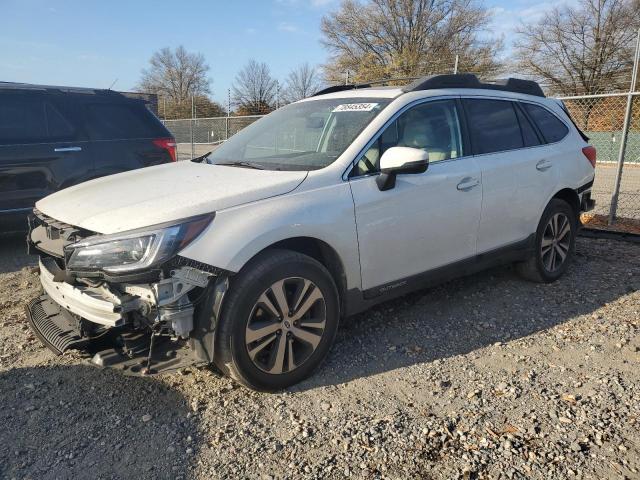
[332,103,379,112]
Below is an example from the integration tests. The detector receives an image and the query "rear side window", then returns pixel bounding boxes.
[514,105,541,147]
[522,103,569,143]
[463,99,523,154]
[84,102,164,140]
[0,95,47,145]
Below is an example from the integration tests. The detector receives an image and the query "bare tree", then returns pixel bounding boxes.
[138,46,212,118]
[320,0,502,84]
[138,46,210,101]
[232,60,277,115]
[514,0,640,96]
[283,63,324,102]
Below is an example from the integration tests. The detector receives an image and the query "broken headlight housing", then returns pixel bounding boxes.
[65,214,213,274]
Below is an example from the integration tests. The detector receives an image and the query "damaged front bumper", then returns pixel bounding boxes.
[26,213,229,375]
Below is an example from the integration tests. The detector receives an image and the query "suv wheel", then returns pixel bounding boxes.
[517,198,577,283]
[213,249,340,391]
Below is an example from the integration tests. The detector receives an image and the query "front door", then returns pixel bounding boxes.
[348,99,482,291]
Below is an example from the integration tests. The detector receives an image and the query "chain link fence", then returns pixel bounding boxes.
[561,92,640,232]
[163,115,264,161]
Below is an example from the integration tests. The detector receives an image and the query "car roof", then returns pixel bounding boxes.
[306,74,548,103]
[0,81,126,98]
[300,87,405,101]
[305,86,555,106]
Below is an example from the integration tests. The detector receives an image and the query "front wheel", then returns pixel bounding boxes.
[517,198,577,283]
[213,249,340,391]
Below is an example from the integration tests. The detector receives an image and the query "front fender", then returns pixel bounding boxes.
[177,182,362,290]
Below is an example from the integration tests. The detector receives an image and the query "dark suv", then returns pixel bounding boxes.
[0,83,176,232]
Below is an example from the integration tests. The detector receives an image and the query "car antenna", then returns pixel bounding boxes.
[107,78,118,90]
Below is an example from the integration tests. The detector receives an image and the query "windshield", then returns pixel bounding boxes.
[206,98,391,171]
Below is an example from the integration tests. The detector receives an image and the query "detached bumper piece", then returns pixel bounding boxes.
[26,295,88,354]
[90,335,205,376]
[26,292,206,375]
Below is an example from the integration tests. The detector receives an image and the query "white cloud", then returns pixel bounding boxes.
[278,22,300,33]
[275,0,336,8]
[487,0,580,47]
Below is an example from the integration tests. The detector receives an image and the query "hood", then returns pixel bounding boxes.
[36,162,308,234]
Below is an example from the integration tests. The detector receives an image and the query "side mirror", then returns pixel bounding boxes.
[376,146,429,191]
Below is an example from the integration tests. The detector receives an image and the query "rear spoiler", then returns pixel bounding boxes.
[554,99,590,142]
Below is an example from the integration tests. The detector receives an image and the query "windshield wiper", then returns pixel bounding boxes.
[191,151,212,163]
[216,161,266,170]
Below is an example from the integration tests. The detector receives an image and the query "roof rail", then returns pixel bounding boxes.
[313,76,422,97]
[312,84,370,97]
[403,74,545,97]
[312,73,545,98]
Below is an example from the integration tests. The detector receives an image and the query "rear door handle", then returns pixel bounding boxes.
[536,159,552,171]
[456,177,480,191]
[54,146,82,153]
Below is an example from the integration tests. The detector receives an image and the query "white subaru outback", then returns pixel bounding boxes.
[27,74,596,391]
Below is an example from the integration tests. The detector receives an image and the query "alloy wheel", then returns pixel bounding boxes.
[245,277,326,374]
[541,212,571,273]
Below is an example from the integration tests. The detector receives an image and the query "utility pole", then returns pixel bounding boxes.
[190,95,195,159]
[609,27,640,224]
[226,88,231,140]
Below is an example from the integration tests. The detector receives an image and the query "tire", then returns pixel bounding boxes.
[213,249,340,391]
[517,198,577,283]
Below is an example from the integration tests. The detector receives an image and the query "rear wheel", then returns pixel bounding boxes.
[213,249,339,391]
[517,199,577,283]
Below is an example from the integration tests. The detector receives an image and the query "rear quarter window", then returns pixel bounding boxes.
[522,103,569,143]
[84,102,166,140]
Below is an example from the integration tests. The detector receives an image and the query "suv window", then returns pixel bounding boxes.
[209,98,390,171]
[354,100,463,176]
[522,103,569,143]
[0,95,47,145]
[85,102,162,140]
[46,103,77,141]
[514,104,541,147]
[463,99,523,154]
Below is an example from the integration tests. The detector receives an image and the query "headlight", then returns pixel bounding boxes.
[65,214,213,274]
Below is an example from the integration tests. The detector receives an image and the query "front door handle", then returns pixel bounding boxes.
[536,159,552,171]
[457,177,480,191]
[54,146,82,153]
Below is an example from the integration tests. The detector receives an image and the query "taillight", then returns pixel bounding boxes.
[153,137,177,162]
[582,145,596,168]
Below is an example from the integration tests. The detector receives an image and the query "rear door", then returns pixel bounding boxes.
[463,97,558,254]
[0,92,89,228]
[81,99,175,177]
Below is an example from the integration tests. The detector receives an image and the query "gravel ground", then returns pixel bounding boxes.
[1,233,639,480]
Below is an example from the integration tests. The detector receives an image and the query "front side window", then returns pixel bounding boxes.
[46,103,76,141]
[522,103,569,143]
[353,100,463,176]
[463,99,523,155]
[207,98,391,171]
[0,94,47,145]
